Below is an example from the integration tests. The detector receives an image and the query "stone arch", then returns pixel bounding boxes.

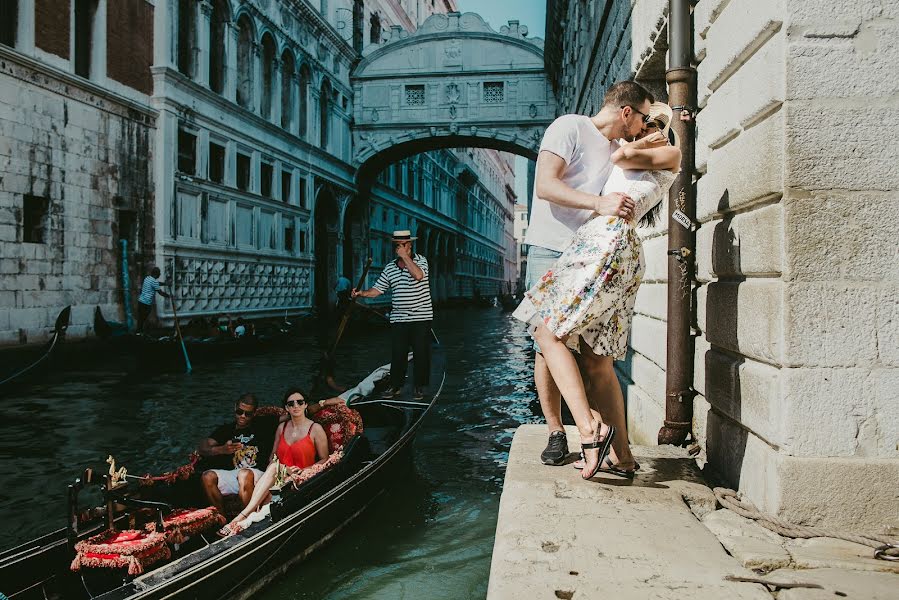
[280,48,296,130]
[351,11,555,177]
[320,77,332,149]
[208,0,231,94]
[313,184,340,313]
[235,13,255,109]
[260,32,277,120]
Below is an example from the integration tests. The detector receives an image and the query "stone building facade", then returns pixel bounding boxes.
[546,0,898,529]
[0,0,518,342]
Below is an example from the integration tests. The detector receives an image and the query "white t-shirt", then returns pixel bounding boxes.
[524,114,616,252]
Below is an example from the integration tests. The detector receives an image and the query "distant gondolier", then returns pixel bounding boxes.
[352,230,433,400]
[136,266,170,334]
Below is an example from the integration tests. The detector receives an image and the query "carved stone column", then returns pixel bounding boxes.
[197,0,212,86]
[271,58,282,125]
[225,22,238,102]
[253,42,263,116]
[153,0,178,69]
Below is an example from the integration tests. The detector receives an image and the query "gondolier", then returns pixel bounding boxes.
[352,230,433,400]
[136,266,170,334]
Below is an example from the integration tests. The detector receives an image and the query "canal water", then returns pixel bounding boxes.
[0,308,546,599]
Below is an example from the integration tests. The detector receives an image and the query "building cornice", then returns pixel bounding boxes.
[0,45,156,119]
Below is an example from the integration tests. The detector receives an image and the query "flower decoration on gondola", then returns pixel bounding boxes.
[137,452,201,487]
[313,405,363,452]
[145,506,226,545]
[254,405,287,418]
[70,529,171,576]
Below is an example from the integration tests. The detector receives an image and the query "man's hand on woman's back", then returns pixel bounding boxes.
[593,192,635,219]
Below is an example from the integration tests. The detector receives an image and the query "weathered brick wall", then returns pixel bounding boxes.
[0,54,155,345]
[107,0,154,94]
[554,0,898,529]
[34,0,70,59]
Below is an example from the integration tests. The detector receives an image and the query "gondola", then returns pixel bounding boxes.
[93,308,293,369]
[0,338,445,599]
[0,305,71,391]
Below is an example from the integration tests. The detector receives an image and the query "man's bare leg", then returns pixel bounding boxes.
[201,471,225,513]
[579,341,635,468]
[237,468,256,509]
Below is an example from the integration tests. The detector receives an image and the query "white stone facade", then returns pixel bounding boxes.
[1,0,521,339]
[547,0,898,530]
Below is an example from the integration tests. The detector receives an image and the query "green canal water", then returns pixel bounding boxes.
[0,309,544,599]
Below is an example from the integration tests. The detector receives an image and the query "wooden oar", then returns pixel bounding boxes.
[169,297,192,374]
[328,257,373,357]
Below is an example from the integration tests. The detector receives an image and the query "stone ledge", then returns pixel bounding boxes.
[488,426,772,600]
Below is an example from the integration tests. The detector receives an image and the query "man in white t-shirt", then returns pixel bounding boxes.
[524,81,653,472]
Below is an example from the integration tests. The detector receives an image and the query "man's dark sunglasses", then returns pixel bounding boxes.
[621,105,653,124]
[235,407,255,417]
[285,398,307,408]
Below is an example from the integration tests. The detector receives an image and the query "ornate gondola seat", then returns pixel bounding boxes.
[145,506,226,545]
[70,529,170,576]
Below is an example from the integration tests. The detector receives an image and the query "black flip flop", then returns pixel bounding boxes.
[597,457,639,479]
[581,425,616,480]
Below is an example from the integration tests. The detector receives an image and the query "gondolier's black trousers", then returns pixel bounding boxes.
[136,301,152,333]
[390,320,432,389]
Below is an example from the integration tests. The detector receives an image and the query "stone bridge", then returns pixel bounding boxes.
[350,12,556,183]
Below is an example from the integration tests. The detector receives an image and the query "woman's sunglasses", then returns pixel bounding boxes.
[285,398,307,408]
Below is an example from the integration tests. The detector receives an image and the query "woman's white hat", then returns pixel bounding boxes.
[648,102,679,148]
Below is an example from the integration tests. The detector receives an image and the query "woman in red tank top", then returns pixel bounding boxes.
[223,387,329,533]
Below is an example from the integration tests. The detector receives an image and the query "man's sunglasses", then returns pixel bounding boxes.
[235,408,255,417]
[621,105,653,124]
[285,398,307,408]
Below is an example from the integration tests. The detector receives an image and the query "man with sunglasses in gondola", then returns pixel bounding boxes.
[198,393,280,515]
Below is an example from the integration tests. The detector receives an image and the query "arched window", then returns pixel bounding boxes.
[236,15,254,109]
[280,50,295,130]
[177,0,196,77]
[298,64,311,139]
[208,0,229,93]
[320,78,331,149]
[259,33,276,120]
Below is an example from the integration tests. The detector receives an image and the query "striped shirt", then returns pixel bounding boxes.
[374,255,433,323]
[138,276,161,305]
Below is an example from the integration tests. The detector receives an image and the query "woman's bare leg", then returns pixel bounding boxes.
[579,341,635,468]
[532,324,611,478]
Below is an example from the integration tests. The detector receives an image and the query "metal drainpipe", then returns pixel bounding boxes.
[658,0,697,446]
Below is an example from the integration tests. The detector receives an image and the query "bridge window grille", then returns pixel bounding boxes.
[405,85,425,106]
[483,82,504,104]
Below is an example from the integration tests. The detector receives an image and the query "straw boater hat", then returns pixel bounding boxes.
[648,102,680,148]
[391,229,417,242]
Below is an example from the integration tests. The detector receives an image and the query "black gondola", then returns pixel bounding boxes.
[93,307,293,369]
[0,340,445,599]
[0,305,71,391]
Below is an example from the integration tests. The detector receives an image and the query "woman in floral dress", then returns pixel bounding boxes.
[514,103,681,480]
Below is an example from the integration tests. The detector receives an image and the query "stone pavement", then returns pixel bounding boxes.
[487,425,899,600]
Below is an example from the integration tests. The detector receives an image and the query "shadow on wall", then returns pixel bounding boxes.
[703,188,748,489]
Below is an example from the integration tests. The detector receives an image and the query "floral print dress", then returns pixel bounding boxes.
[513,167,677,359]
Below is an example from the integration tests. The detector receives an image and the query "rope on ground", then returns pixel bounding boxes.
[714,487,899,561]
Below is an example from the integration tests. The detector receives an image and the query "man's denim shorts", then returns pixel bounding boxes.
[524,246,562,353]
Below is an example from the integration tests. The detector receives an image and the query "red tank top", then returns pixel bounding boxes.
[276,423,316,468]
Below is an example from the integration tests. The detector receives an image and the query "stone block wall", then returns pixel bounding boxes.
[550,0,898,530]
[0,51,155,345]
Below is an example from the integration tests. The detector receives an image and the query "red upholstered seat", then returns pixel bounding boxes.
[145,507,226,544]
[70,529,170,576]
